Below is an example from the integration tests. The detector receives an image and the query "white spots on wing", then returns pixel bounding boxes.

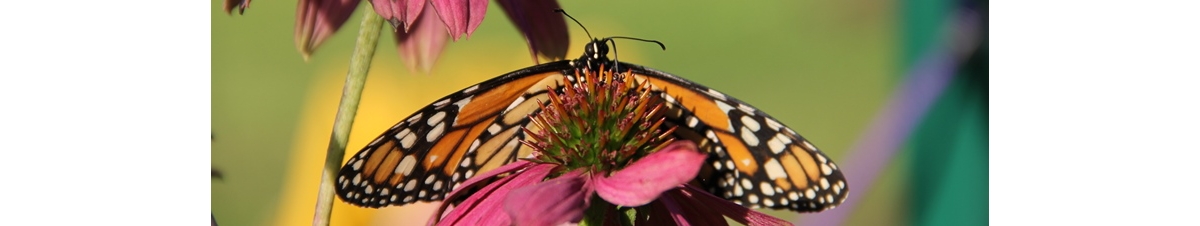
[805,188,815,199]
[715,101,736,115]
[740,116,760,131]
[396,155,417,176]
[468,139,481,152]
[764,117,783,130]
[428,155,439,164]
[740,127,759,146]
[505,96,526,112]
[463,84,479,94]
[763,159,786,180]
[432,181,443,191]
[759,183,775,196]
[426,174,437,184]
[400,130,417,149]
[748,194,760,205]
[395,128,413,142]
[767,133,787,154]
[453,96,473,109]
[406,113,424,124]
[432,98,450,108]
[404,180,417,192]
[736,104,756,115]
[426,122,445,142]
[820,178,829,190]
[428,111,447,126]
[350,159,363,170]
[821,164,832,176]
[705,89,727,101]
[488,124,502,135]
[705,130,719,141]
[804,141,819,153]
[740,178,753,190]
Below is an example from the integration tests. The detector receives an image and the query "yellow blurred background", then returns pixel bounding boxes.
[212,0,921,225]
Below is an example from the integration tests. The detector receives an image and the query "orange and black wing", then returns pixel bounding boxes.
[620,62,849,212]
[335,62,575,208]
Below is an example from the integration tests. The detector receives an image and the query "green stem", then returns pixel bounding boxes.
[312,8,385,226]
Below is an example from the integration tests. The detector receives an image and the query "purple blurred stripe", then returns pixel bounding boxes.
[797,49,956,226]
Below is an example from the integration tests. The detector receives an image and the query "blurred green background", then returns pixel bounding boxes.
[212,0,985,225]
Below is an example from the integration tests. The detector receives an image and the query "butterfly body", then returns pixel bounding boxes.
[336,38,847,212]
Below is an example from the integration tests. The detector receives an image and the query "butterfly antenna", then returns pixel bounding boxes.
[605,36,667,71]
[610,36,666,51]
[555,9,592,39]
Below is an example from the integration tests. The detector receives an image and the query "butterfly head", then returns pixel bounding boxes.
[573,38,614,72]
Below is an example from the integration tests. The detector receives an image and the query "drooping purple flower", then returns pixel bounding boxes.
[231,0,570,72]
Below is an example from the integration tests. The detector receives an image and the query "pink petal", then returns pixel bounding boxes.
[369,0,425,32]
[294,0,362,60]
[496,0,570,63]
[659,189,730,226]
[594,141,706,206]
[678,184,792,226]
[432,161,551,226]
[504,170,592,226]
[396,3,450,74]
[431,0,488,40]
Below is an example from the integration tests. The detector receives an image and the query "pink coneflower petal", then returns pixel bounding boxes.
[396,3,449,74]
[676,184,792,226]
[431,0,488,40]
[496,0,570,63]
[433,161,551,226]
[658,190,727,226]
[594,141,706,206]
[504,169,591,226]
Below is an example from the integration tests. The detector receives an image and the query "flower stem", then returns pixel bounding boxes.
[312,8,385,226]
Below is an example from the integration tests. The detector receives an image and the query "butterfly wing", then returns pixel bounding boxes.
[335,62,574,208]
[621,63,849,212]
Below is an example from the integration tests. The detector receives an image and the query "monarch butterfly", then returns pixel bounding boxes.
[335,38,848,212]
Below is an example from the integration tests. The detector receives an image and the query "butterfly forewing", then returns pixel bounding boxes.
[335,66,572,208]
